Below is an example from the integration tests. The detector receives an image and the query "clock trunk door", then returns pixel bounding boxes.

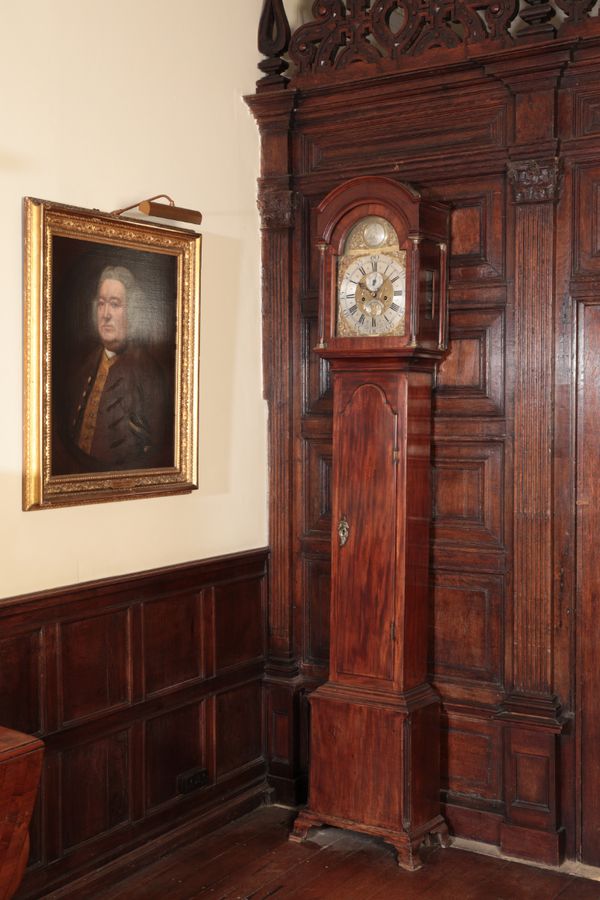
[331,374,400,688]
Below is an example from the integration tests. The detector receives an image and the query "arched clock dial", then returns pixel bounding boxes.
[338,252,406,337]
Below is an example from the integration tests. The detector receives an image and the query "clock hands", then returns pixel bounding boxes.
[339,253,406,336]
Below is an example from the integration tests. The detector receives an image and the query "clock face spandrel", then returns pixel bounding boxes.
[336,216,406,338]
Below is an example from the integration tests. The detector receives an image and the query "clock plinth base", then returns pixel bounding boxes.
[290,809,450,871]
[292,680,448,870]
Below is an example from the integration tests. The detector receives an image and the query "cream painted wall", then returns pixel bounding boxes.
[0,1,271,598]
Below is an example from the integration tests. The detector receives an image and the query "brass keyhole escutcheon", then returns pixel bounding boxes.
[338,516,350,547]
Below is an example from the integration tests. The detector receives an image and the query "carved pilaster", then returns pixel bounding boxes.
[511,162,559,696]
[245,91,297,666]
[498,158,565,864]
[247,89,307,803]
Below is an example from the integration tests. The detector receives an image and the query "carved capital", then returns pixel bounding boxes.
[508,159,561,204]
[258,189,296,229]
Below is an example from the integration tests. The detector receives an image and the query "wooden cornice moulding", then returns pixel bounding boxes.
[497,691,566,727]
[245,88,297,131]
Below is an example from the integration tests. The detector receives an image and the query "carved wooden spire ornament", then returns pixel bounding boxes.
[257,0,291,89]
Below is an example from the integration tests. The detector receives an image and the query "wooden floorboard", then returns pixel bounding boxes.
[55,806,600,900]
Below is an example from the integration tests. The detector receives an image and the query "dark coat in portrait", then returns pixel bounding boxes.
[58,345,172,473]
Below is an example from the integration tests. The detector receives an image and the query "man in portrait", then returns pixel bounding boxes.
[61,265,172,472]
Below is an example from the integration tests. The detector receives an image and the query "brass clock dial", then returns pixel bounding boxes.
[338,254,406,337]
[335,216,406,338]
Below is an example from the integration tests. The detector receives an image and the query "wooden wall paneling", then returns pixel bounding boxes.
[0,550,269,899]
[252,1,600,870]
[427,162,510,833]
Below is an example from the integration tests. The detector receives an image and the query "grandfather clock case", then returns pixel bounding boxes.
[290,177,450,868]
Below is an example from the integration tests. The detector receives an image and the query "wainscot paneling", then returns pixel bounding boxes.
[0,549,269,899]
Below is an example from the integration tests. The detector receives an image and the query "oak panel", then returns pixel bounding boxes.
[515,753,550,809]
[435,308,505,417]
[432,442,504,548]
[60,610,130,724]
[304,556,331,665]
[0,632,41,735]
[442,714,502,801]
[505,728,557,831]
[431,571,503,685]
[61,731,130,851]
[303,440,333,536]
[143,592,203,695]
[214,578,264,672]
[300,102,507,176]
[302,315,332,415]
[216,682,262,778]
[574,89,600,137]
[574,162,600,276]
[145,704,205,810]
[430,176,505,281]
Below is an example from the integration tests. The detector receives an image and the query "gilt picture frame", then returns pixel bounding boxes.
[23,197,201,509]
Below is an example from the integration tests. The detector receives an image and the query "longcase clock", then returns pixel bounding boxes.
[290,176,451,869]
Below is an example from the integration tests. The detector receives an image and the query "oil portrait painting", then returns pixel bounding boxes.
[23,198,201,509]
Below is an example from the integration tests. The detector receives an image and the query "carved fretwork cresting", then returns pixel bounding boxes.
[289,0,517,70]
[282,0,599,72]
